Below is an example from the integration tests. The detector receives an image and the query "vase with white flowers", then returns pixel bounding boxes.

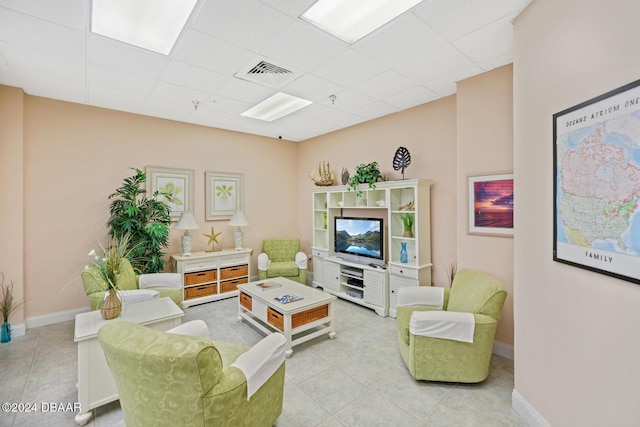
[0,273,26,343]
[86,233,140,320]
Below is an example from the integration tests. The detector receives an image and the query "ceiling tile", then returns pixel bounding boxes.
[452,17,513,63]
[413,0,528,39]
[161,60,229,94]
[201,95,252,115]
[17,68,85,102]
[0,8,85,60]
[0,42,85,81]
[0,0,86,30]
[173,29,255,76]
[282,73,343,103]
[261,21,348,72]
[89,64,157,96]
[259,0,317,18]
[89,85,147,112]
[352,101,400,120]
[385,85,440,110]
[313,49,387,87]
[147,81,210,106]
[88,34,169,79]
[186,107,234,128]
[354,70,416,99]
[192,0,293,52]
[329,89,376,113]
[404,44,481,84]
[355,13,446,68]
[214,77,276,104]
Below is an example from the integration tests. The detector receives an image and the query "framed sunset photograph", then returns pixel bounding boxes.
[468,173,514,237]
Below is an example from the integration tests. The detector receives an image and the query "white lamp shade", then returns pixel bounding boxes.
[228,211,249,227]
[174,212,199,230]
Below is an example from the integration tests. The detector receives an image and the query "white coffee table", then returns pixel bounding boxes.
[73,297,184,425]
[237,277,336,357]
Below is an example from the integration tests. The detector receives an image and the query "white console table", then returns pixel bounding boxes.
[73,298,183,425]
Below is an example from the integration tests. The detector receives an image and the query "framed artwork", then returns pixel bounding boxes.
[205,171,243,220]
[553,78,640,285]
[146,166,194,221]
[468,173,514,237]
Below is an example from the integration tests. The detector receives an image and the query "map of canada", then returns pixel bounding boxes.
[556,113,640,256]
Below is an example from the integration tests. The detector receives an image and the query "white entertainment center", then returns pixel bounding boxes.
[311,179,432,317]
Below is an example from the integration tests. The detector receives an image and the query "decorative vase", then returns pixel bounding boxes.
[1,321,11,343]
[400,242,408,264]
[402,229,413,238]
[100,289,122,320]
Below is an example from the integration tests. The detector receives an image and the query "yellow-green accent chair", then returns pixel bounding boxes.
[257,238,307,284]
[81,258,182,310]
[396,269,507,383]
[98,320,287,427]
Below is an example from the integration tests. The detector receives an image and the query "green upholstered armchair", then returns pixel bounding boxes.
[257,238,307,285]
[98,320,287,427]
[81,258,182,310]
[396,269,507,383]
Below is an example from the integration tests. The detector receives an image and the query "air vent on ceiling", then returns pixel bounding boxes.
[234,59,300,88]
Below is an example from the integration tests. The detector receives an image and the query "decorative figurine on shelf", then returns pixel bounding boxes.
[309,160,334,186]
[398,199,415,211]
[341,167,350,185]
[393,146,412,179]
[203,226,222,252]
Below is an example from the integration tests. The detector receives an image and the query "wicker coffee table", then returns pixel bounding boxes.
[237,277,336,357]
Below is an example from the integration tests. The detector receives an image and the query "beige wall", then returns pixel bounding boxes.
[0,85,25,324]
[514,0,640,425]
[20,96,299,317]
[457,65,514,345]
[296,96,458,288]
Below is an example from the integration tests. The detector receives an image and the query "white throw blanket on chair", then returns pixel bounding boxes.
[410,311,475,343]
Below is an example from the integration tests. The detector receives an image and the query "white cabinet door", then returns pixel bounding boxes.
[363,269,385,307]
[312,256,325,286]
[324,261,341,292]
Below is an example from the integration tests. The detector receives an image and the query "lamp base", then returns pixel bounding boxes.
[234,228,244,251]
[181,232,193,257]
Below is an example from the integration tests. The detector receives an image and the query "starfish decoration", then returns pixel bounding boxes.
[203,227,222,250]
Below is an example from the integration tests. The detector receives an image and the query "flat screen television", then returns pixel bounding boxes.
[334,216,384,265]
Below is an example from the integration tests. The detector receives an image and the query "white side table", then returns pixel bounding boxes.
[74,297,184,425]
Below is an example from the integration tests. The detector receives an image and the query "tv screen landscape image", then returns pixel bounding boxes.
[334,217,383,261]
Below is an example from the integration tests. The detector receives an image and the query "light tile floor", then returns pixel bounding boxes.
[1,297,527,427]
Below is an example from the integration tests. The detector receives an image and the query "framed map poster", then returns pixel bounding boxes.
[553,79,640,285]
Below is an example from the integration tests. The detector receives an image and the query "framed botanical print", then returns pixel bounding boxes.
[146,166,195,221]
[205,171,243,220]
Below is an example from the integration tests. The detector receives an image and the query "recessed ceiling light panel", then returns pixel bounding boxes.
[241,92,313,122]
[302,0,424,44]
[91,0,197,55]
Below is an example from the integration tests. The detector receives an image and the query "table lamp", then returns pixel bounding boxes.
[228,211,249,250]
[174,212,199,256]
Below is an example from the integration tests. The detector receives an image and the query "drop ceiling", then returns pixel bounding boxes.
[0,0,531,142]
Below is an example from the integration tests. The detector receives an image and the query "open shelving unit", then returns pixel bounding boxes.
[311,179,432,317]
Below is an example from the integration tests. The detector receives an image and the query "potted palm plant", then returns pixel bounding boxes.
[107,168,171,274]
[0,273,26,343]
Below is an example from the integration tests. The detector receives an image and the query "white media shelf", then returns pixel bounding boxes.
[311,179,433,318]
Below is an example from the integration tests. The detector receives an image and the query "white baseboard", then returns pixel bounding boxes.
[25,306,89,329]
[493,340,514,360]
[8,323,26,337]
[512,389,550,427]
